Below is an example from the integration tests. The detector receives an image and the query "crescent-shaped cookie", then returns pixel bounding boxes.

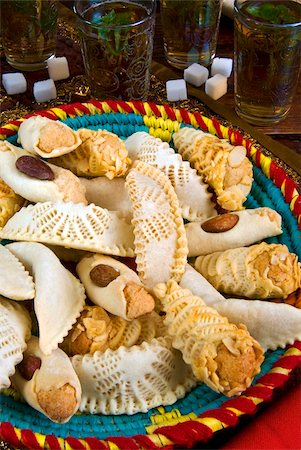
[0,201,135,257]
[0,140,87,205]
[125,132,216,221]
[186,207,282,257]
[125,161,188,291]
[0,177,25,228]
[0,245,35,300]
[12,336,82,423]
[71,336,196,415]
[17,116,81,158]
[76,254,155,320]
[0,297,32,389]
[7,242,85,355]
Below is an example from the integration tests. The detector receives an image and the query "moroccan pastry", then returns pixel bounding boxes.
[7,242,85,355]
[0,244,35,300]
[186,207,282,257]
[154,280,264,396]
[51,128,131,179]
[0,297,32,389]
[125,161,188,291]
[194,242,301,299]
[17,116,81,158]
[0,201,135,257]
[12,336,82,423]
[71,336,196,415]
[0,177,25,228]
[125,132,216,221]
[0,140,87,204]
[76,254,155,320]
[173,127,253,211]
[79,177,132,216]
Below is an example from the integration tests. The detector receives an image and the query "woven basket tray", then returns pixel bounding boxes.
[0,100,300,450]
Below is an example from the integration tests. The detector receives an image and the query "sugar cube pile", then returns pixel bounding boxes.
[33,79,57,103]
[47,56,70,81]
[184,63,209,87]
[166,79,187,102]
[2,72,27,95]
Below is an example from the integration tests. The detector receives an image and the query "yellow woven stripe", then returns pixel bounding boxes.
[197,417,225,433]
[85,102,103,116]
[146,413,197,434]
[50,107,68,121]
[106,441,120,450]
[101,102,114,114]
[269,367,290,375]
[284,347,301,356]
[34,432,46,448]
[147,433,173,448]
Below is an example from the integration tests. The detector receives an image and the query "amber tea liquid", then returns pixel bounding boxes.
[75,1,155,101]
[1,0,58,71]
[234,0,301,125]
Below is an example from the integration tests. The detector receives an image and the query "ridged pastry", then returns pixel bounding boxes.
[0,201,135,257]
[76,254,155,320]
[173,127,253,211]
[79,176,132,216]
[186,207,282,257]
[61,305,164,356]
[71,336,196,415]
[12,336,81,423]
[0,140,87,205]
[125,132,216,221]
[194,242,301,299]
[0,245,35,300]
[0,297,32,389]
[17,116,81,158]
[154,280,264,396]
[51,128,131,179]
[7,242,85,355]
[0,177,25,228]
[125,161,188,291]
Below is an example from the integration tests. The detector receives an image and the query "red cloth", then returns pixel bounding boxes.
[220,381,301,449]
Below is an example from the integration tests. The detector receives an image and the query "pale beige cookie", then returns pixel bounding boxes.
[186,207,282,257]
[0,201,135,257]
[125,132,216,222]
[0,297,32,389]
[12,336,81,423]
[194,242,301,299]
[71,336,196,415]
[0,245,35,300]
[79,177,132,216]
[125,161,188,291]
[0,177,25,228]
[51,128,131,179]
[17,116,81,158]
[154,280,264,397]
[76,254,155,320]
[0,140,87,205]
[173,127,253,211]
[7,242,85,355]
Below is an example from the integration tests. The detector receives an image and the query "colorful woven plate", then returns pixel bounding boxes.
[0,100,300,450]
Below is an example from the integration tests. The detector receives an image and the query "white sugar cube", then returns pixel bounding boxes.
[47,56,70,81]
[166,79,187,102]
[33,79,57,103]
[2,72,27,95]
[211,57,233,78]
[205,74,227,100]
[184,63,209,87]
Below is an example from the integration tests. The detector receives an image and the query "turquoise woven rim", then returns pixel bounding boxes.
[0,110,300,441]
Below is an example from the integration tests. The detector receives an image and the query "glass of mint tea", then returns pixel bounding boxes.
[74,0,156,101]
[234,0,301,125]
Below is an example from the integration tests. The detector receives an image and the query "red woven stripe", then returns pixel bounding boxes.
[289,341,301,351]
[211,117,223,138]
[164,104,177,121]
[243,386,273,400]
[193,111,209,131]
[33,110,58,120]
[84,436,109,450]
[255,148,262,167]
[117,100,135,114]
[179,108,191,125]
[199,408,238,427]
[258,372,289,387]
[0,127,16,137]
[230,129,244,146]
[148,102,162,117]
[273,355,301,370]
[292,196,301,216]
[154,420,212,448]
[88,99,104,113]
[270,165,287,188]
[222,397,257,414]
[130,100,146,115]
[65,436,86,449]
[133,434,163,449]
[283,178,298,203]
[106,436,140,450]
[0,423,22,448]
[21,429,43,449]
[61,103,91,116]
[45,435,62,450]
[105,100,120,113]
